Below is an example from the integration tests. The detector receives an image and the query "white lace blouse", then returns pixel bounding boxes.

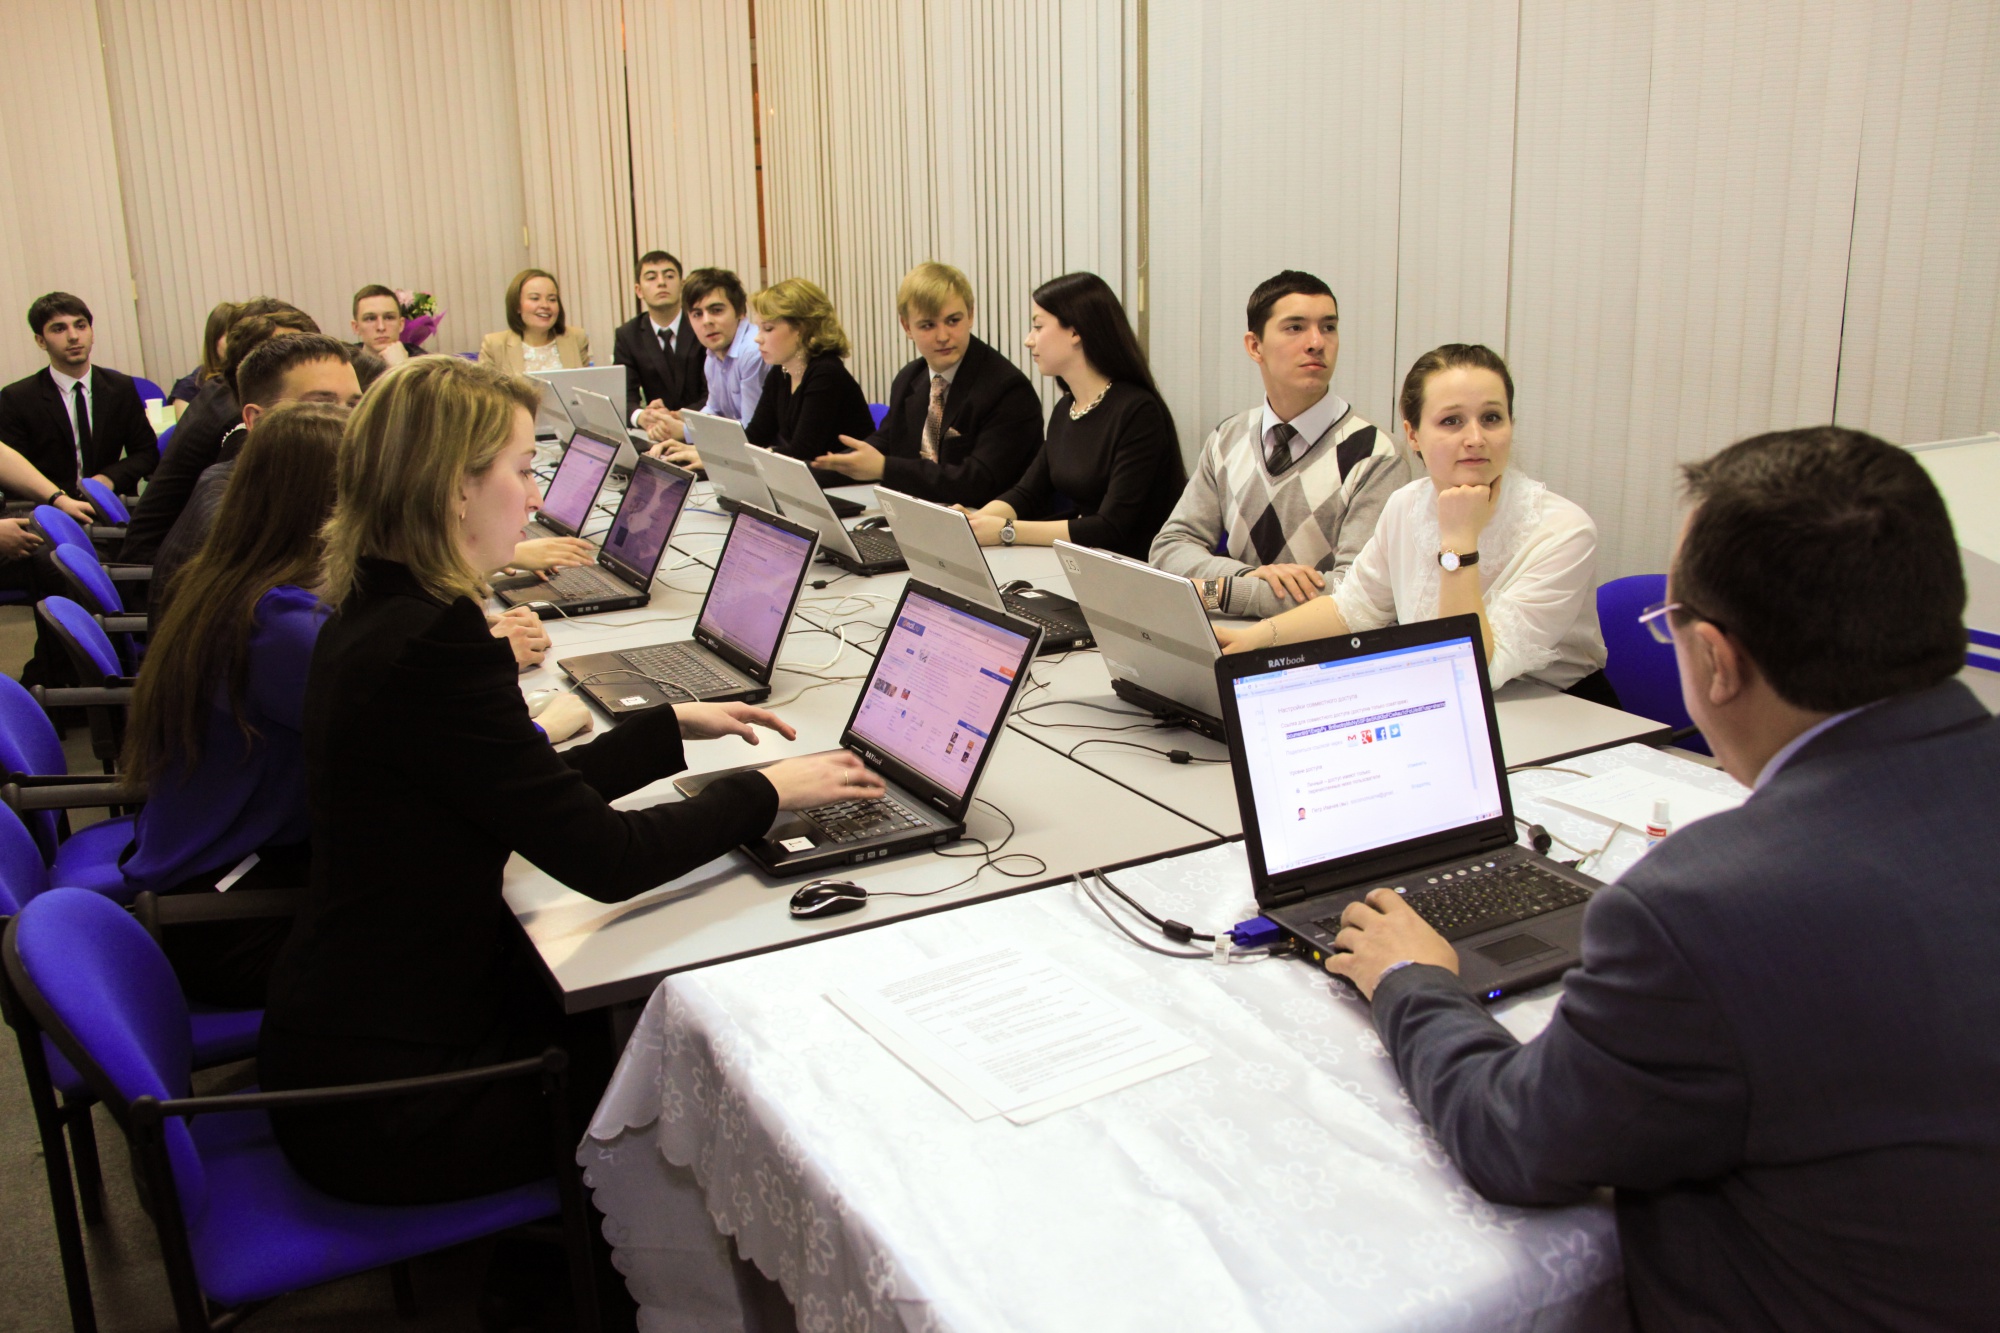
[1332,473,1607,689]
[521,339,564,373]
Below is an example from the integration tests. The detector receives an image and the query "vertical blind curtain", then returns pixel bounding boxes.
[0,0,144,380]
[756,0,1133,406]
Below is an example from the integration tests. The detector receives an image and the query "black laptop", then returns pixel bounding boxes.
[529,427,617,539]
[558,504,819,714]
[674,580,1041,874]
[756,447,905,576]
[1216,614,1601,1001]
[499,454,691,619]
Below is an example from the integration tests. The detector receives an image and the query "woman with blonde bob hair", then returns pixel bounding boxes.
[260,358,879,1247]
[741,276,875,482]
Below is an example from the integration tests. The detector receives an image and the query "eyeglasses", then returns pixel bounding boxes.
[1639,599,1724,645]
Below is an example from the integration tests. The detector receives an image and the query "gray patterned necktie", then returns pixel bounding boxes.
[1265,421,1299,475]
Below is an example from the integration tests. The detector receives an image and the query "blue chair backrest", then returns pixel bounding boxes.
[11,889,206,1215]
[78,478,130,525]
[868,402,890,430]
[130,375,166,404]
[1597,574,1703,747]
[158,424,176,454]
[40,595,126,683]
[0,673,74,857]
[33,504,93,554]
[51,546,125,619]
[0,803,49,915]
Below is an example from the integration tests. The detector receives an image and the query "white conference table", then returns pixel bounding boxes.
[579,743,1749,1331]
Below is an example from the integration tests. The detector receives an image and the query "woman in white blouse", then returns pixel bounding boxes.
[1218,343,1613,702]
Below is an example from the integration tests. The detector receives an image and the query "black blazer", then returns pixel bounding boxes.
[613,310,708,416]
[1370,679,2000,1329]
[745,354,877,485]
[119,379,240,562]
[263,559,778,1052]
[0,365,159,495]
[873,337,1043,507]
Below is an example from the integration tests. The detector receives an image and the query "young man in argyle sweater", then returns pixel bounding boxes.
[1149,271,1402,619]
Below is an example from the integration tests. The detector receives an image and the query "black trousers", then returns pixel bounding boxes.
[151,840,310,1010]
[1562,668,1622,710]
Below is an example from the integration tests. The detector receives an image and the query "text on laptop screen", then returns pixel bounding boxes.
[541,433,616,532]
[601,467,689,577]
[698,512,814,665]
[1232,636,1502,875]
[849,592,1030,800]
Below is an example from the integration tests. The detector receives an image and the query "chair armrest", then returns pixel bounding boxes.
[87,525,127,544]
[134,888,302,936]
[136,1048,568,1123]
[32,685,135,709]
[100,614,147,635]
[1,780,145,812]
[104,564,152,583]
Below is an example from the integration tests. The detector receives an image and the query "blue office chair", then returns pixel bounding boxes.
[77,479,130,525]
[158,423,177,454]
[4,889,597,1333]
[868,402,890,430]
[1596,574,1707,754]
[0,672,135,896]
[37,598,135,772]
[131,376,167,404]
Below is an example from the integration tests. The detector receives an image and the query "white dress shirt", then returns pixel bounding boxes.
[1334,471,1606,690]
[1259,390,1348,470]
[48,365,92,478]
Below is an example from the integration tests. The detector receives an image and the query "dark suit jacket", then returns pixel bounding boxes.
[1371,679,2000,1330]
[872,336,1043,507]
[613,310,707,417]
[745,355,876,487]
[120,378,238,562]
[0,365,159,494]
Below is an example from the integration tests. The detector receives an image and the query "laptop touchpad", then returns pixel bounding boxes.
[1476,933,1558,966]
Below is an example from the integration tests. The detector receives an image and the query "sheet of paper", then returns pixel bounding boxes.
[1540,765,1747,832]
[829,945,1208,1125]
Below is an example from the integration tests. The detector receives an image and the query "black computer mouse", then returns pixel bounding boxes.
[789,879,870,918]
[854,515,890,531]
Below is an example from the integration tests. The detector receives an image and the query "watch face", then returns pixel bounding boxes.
[1439,551,1459,572]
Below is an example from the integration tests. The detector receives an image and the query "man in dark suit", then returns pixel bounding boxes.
[1327,426,2000,1329]
[617,250,708,437]
[811,261,1042,507]
[0,292,159,497]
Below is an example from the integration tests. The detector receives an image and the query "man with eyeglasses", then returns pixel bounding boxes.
[1323,426,1999,1329]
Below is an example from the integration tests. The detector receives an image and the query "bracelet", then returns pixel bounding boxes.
[45,490,62,506]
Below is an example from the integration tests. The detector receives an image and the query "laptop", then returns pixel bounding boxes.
[527,367,625,446]
[557,384,645,473]
[873,487,1094,654]
[529,427,618,539]
[1216,614,1601,1001]
[756,447,905,576]
[673,580,1040,874]
[499,454,692,618]
[1055,541,1223,739]
[558,504,820,713]
[682,409,865,519]
[531,378,577,447]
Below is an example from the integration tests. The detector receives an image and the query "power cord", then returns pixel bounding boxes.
[1075,869,1287,961]
[866,800,1046,899]
[1067,737,1228,765]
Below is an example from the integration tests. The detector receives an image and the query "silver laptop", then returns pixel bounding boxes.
[558,384,644,473]
[755,449,904,576]
[528,368,625,444]
[682,410,777,511]
[1055,540,1223,739]
[874,488,1094,654]
[531,379,577,446]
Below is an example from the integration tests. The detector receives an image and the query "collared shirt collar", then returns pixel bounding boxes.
[720,317,759,363]
[1754,703,1875,789]
[1260,390,1347,461]
[49,364,90,395]
[648,312,680,341]
[929,357,964,387]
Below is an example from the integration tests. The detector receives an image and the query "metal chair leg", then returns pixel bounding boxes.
[64,1096,105,1225]
[390,1260,418,1318]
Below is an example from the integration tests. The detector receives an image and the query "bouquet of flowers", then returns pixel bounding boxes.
[395,288,446,348]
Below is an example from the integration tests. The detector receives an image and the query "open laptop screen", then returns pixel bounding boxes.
[849,590,1032,801]
[600,462,690,580]
[1230,635,1502,875]
[567,386,631,441]
[541,432,617,533]
[698,510,815,666]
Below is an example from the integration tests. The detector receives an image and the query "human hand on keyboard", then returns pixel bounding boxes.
[510,535,594,571]
[674,701,799,744]
[1323,888,1460,1001]
[761,751,886,811]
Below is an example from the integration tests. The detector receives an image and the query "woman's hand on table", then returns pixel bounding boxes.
[674,701,799,744]
[488,606,551,667]
[533,691,594,743]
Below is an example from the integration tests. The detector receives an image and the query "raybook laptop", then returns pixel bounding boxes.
[674,580,1040,874]
[1055,541,1223,739]
[682,410,865,519]
[756,447,906,576]
[874,487,1094,654]
[499,454,692,618]
[1216,614,1601,1001]
[530,427,618,539]
[558,504,819,713]
[558,384,645,473]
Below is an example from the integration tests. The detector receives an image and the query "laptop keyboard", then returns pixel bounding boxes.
[1001,592,1089,641]
[849,528,901,562]
[618,642,749,697]
[1312,861,1590,942]
[804,795,929,844]
[544,564,632,600]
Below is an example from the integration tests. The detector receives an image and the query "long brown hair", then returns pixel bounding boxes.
[121,402,346,783]
[198,301,239,382]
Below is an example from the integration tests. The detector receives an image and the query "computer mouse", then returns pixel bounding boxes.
[854,515,890,531]
[789,879,870,918]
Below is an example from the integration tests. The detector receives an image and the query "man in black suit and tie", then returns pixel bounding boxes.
[616,250,709,439]
[811,261,1042,507]
[0,292,160,498]
[1327,426,2000,1329]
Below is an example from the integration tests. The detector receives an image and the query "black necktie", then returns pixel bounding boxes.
[656,327,670,356]
[72,382,92,477]
[1265,421,1298,476]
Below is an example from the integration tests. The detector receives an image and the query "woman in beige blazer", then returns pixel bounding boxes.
[478,268,590,372]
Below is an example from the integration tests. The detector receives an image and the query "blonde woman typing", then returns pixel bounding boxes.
[477,268,590,373]
[1219,343,1613,703]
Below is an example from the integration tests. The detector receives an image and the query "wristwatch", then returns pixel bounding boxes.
[44,489,62,506]
[1437,548,1479,572]
[999,522,1017,546]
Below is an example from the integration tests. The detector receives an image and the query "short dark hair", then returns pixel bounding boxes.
[682,268,747,317]
[223,307,321,400]
[635,250,683,282]
[348,345,389,392]
[351,284,399,318]
[1399,343,1516,430]
[28,292,92,338]
[504,268,566,338]
[236,332,353,409]
[1246,271,1335,338]
[1675,426,1966,712]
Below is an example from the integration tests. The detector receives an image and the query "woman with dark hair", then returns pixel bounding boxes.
[167,299,238,410]
[963,272,1184,559]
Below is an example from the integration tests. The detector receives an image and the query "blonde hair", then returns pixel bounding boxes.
[321,357,539,607]
[897,262,975,322]
[750,278,850,358]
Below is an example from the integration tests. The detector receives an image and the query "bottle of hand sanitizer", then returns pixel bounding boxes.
[1645,798,1673,845]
